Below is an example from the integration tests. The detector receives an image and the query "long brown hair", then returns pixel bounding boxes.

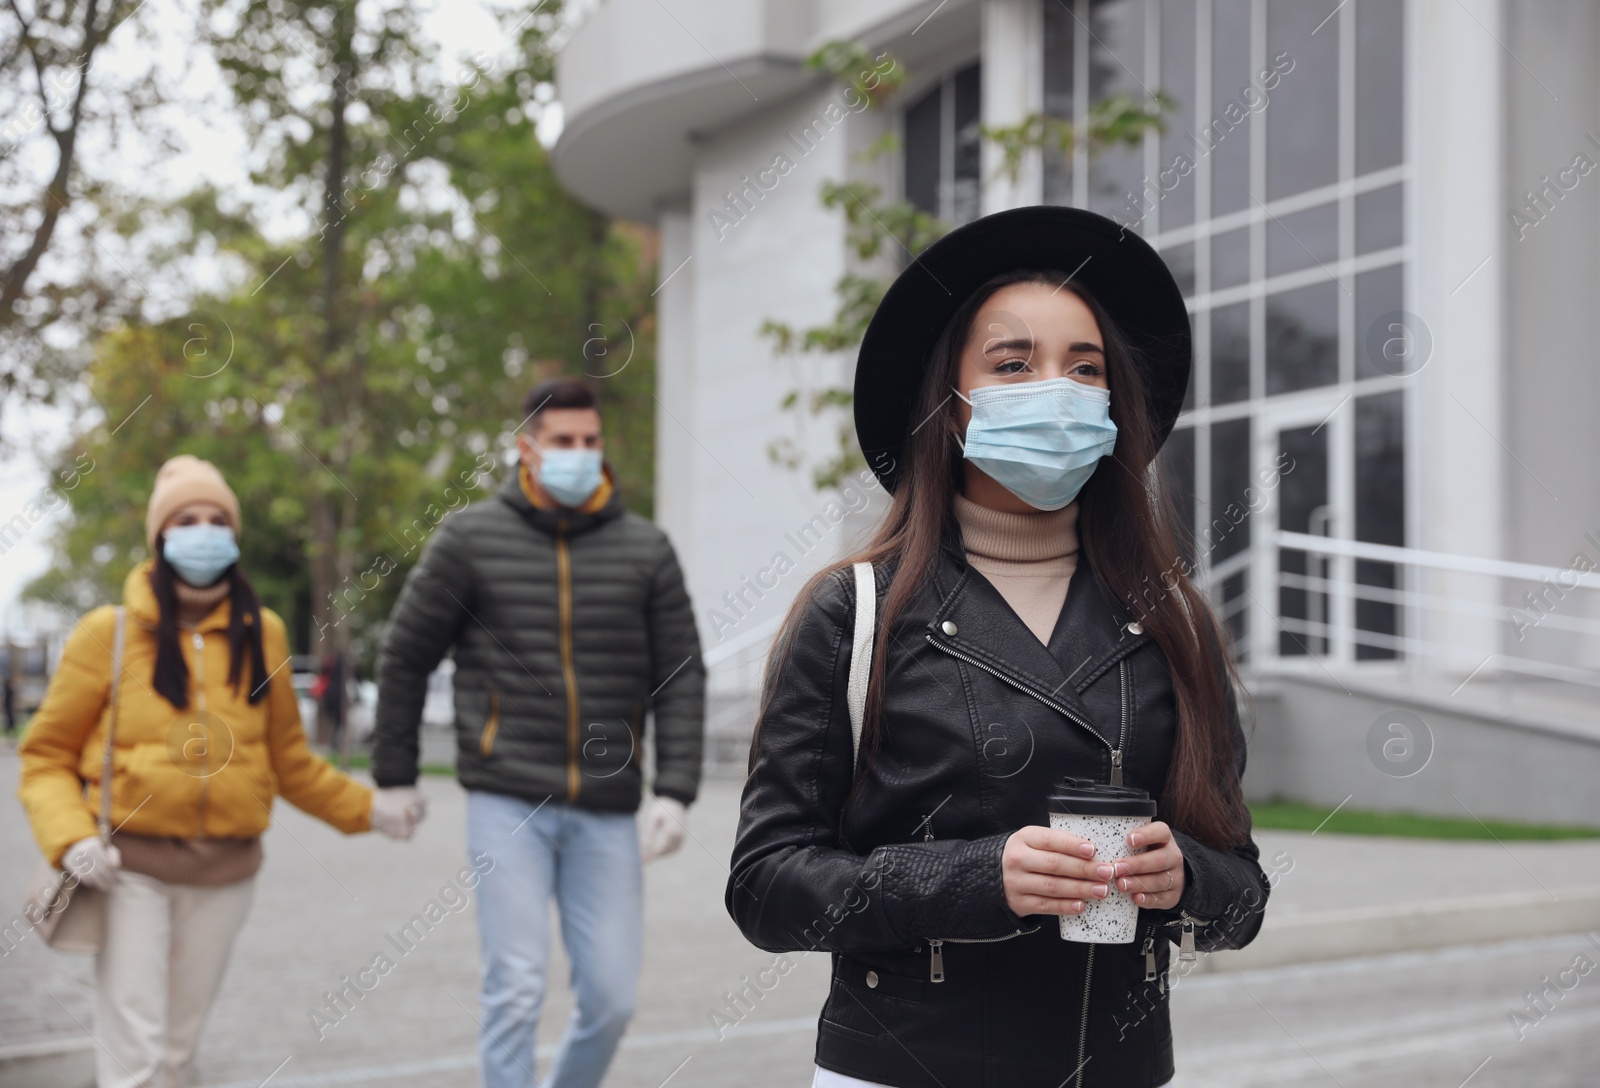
[756,269,1250,849]
[150,548,270,709]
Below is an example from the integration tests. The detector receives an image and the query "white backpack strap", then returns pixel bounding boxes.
[846,561,876,774]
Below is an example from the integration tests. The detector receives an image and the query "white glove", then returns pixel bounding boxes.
[63,836,121,890]
[639,796,688,864]
[370,787,428,840]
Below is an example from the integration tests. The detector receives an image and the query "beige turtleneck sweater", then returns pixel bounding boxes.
[173,575,231,627]
[952,492,1080,645]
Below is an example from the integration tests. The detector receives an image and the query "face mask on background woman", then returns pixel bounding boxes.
[162,523,240,586]
[959,376,1119,510]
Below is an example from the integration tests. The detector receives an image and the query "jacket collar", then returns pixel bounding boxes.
[122,558,236,633]
[496,463,626,537]
[923,521,1151,741]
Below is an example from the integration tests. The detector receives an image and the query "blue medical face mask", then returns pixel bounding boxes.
[162,523,240,587]
[538,448,603,507]
[960,377,1119,510]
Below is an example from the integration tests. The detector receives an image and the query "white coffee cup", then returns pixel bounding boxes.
[1047,779,1157,944]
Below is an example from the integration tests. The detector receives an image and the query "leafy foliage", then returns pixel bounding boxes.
[0,0,170,425]
[27,0,658,666]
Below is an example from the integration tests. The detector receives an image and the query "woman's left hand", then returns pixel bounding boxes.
[1108,820,1186,910]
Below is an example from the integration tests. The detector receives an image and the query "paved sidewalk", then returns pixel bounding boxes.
[3,747,1599,1087]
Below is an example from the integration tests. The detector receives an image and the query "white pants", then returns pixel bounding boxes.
[94,870,256,1088]
[813,1066,1173,1087]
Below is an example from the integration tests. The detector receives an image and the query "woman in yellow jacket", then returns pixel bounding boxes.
[19,455,425,1088]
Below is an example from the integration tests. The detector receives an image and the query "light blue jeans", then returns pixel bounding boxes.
[467,790,643,1088]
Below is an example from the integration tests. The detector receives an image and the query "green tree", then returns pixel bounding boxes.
[0,0,166,422]
[28,0,658,670]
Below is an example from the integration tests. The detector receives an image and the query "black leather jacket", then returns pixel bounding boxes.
[726,528,1270,1088]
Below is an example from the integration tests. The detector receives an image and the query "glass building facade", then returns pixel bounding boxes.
[901,0,1411,665]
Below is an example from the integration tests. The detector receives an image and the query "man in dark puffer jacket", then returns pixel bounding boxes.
[372,376,705,1088]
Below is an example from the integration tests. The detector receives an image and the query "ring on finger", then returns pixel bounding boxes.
[1162,870,1175,893]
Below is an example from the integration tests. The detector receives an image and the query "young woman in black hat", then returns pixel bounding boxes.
[726,206,1269,1088]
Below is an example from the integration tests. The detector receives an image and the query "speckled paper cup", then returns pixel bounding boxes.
[1048,779,1157,944]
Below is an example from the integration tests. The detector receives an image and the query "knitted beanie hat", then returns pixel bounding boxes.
[145,455,241,553]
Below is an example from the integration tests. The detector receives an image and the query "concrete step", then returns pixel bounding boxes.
[1186,887,1600,975]
[0,1036,93,1088]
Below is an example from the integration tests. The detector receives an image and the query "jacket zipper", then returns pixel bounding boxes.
[922,817,945,983]
[190,627,209,839]
[1074,943,1096,1087]
[1113,660,1129,786]
[1142,922,1159,985]
[555,518,581,801]
[925,634,1114,752]
[916,816,1038,983]
[1164,910,1212,962]
[480,690,500,756]
[925,634,1130,785]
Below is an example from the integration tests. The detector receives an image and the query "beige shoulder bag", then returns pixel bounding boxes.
[23,606,126,953]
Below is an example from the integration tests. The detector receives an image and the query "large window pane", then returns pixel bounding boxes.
[1088,0,1147,220]
[901,64,982,226]
[1208,417,1252,564]
[953,64,981,225]
[1266,282,1338,394]
[1162,241,1196,296]
[1278,423,1331,656]
[1355,391,1405,660]
[1266,202,1338,277]
[1043,0,1076,206]
[1206,418,1251,657]
[1212,226,1250,289]
[1160,424,1197,565]
[904,86,941,218]
[1355,391,1404,545]
[1356,183,1404,254]
[1266,0,1338,199]
[1210,302,1250,404]
[1158,0,1196,230]
[1355,263,1404,378]
[1356,0,1404,174]
[1210,0,1252,216]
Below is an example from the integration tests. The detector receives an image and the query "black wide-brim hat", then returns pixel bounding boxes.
[854,205,1191,492]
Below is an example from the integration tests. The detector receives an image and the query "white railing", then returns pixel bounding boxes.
[1233,530,1600,689]
[698,536,1600,702]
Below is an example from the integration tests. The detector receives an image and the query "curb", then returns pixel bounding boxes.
[0,1036,94,1088]
[1187,887,1600,974]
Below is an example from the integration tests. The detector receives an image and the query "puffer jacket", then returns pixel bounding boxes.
[726,527,1269,1088]
[19,561,373,868]
[371,466,705,811]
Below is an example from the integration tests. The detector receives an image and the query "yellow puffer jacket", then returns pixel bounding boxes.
[19,560,373,867]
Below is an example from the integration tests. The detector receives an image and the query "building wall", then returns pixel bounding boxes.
[1245,674,1600,825]
[1408,0,1509,664]
[656,82,903,703]
[1503,1,1600,671]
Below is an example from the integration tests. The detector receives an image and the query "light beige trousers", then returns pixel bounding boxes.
[93,869,256,1088]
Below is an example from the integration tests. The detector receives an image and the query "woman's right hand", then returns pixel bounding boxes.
[1001,825,1107,917]
[370,787,427,840]
[63,836,122,890]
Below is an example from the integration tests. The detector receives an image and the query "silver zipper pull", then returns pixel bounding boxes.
[1110,749,1123,786]
[1142,935,1157,982]
[1179,915,1198,962]
[921,816,945,982]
